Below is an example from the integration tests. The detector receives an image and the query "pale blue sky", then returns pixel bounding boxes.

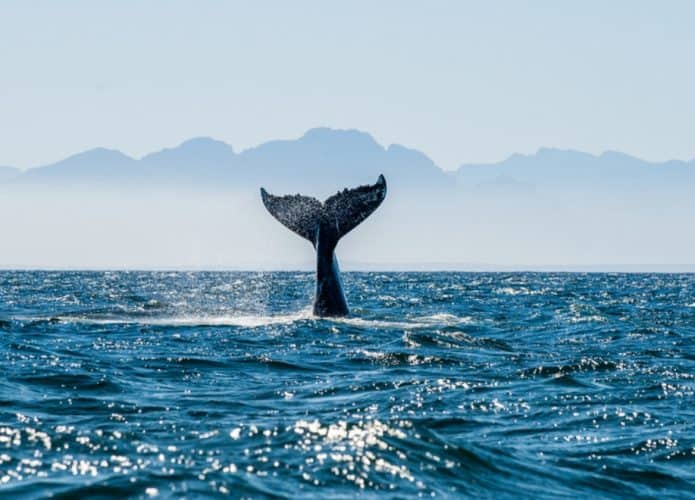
[1,1,694,170]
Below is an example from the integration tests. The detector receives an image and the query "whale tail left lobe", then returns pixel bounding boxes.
[259,191,323,244]
[260,174,387,247]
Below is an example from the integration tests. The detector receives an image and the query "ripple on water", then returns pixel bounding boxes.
[0,271,693,497]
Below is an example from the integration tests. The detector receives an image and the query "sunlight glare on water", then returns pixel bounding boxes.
[0,271,693,498]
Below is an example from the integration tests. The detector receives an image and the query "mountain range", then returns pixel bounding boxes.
[5,128,448,196]
[4,127,694,196]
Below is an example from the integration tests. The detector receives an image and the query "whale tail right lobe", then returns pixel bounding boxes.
[260,175,387,247]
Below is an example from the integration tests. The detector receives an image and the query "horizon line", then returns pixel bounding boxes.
[2,265,694,274]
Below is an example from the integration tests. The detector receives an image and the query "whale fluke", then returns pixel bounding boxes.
[261,174,387,247]
[260,175,387,316]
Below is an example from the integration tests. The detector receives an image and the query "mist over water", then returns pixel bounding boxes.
[1,183,694,270]
[0,271,693,498]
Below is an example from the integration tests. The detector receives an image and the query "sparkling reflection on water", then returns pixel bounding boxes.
[0,271,693,498]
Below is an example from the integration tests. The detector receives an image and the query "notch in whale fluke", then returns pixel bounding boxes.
[260,174,387,246]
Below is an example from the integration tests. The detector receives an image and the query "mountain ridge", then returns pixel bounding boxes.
[3,127,695,193]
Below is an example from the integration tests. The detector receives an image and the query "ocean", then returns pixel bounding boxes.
[0,271,693,498]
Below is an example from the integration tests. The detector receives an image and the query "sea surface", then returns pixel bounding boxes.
[0,271,693,498]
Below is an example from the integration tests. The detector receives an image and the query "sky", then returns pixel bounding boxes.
[1,1,695,171]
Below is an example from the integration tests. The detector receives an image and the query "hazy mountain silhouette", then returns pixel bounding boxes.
[140,137,238,185]
[19,148,137,185]
[241,128,450,195]
[6,130,694,195]
[456,148,695,195]
[5,128,451,194]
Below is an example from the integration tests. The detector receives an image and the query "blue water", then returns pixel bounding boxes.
[0,272,693,498]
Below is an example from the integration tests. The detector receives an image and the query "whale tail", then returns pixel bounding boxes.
[261,175,387,317]
[260,174,387,247]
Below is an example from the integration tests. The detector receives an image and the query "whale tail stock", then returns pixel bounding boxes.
[260,174,387,249]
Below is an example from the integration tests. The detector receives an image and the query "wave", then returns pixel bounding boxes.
[2,272,694,498]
